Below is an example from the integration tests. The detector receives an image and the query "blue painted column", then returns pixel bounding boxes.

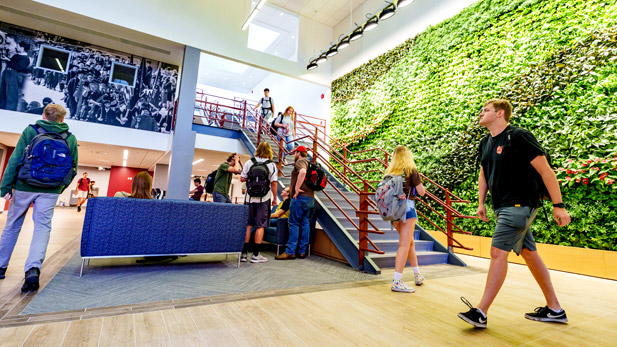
[166,46,200,199]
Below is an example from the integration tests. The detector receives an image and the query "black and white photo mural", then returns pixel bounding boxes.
[0,21,179,133]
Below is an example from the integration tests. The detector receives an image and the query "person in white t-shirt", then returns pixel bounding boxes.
[240,141,278,263]
[253,88,275,122]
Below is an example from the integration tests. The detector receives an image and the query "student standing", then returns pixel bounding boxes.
[240,142,278,263]
[458,99,571,329]
[0,104,78,291]
[75,172,90,212]
[275,146,313,260]
[384,146,427,293]
[213,153,243,203]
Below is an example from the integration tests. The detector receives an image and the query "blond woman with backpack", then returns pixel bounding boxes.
[385,146,426,293]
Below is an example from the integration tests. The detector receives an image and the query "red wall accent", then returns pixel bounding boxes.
[106,166,154,197]
[2,147,15,211]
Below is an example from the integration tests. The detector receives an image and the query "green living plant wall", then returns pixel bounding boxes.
[330,0,617,250]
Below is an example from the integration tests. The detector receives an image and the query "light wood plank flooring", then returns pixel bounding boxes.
[1,208,616,346]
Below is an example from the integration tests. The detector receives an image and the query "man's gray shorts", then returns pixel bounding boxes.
[492,206,538,255]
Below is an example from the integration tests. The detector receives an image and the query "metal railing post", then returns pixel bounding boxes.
[257,117,262,146]
[242,100,247,129]
[385,152,389,166]
[357,181,369,271]
[313,128,319,163]
[343,148,348,178]
[278,137,284,176]
[446,191,453,252]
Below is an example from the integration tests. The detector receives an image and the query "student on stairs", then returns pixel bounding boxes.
[385,146,427,293]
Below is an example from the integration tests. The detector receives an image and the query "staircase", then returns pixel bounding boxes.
[237,128,464,273]
[193,92,468,274]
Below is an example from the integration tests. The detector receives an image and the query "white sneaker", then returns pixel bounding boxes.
[414,273,425,286]
[250,254,268,263]
[240,253,248,262]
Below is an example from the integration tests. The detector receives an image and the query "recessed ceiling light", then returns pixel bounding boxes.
[122,160,127,167]
[279,12,283,16]
[123,149,128,160]
[192,159,204,165]
[291,35,295,39]
[274,52,278,55]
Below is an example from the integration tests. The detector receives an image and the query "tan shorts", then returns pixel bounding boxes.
[77,190,89,199]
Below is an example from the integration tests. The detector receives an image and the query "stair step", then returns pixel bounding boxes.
[345,228,421,241]
[371,239,434,253]
[369,251,449,268]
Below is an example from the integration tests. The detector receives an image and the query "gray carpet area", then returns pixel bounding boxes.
[21,251,379,315]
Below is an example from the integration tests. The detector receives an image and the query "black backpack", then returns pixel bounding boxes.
[304,162,327,191]
[205,170,218,194]
[246,158,272,198]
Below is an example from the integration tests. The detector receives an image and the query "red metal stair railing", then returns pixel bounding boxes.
[193,92,473,269]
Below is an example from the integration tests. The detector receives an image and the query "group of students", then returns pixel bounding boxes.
[254,88,296,163]
[206,141,315,263]
[0,98,573,330]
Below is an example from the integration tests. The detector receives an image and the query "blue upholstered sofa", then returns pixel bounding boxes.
[79,198,248,276]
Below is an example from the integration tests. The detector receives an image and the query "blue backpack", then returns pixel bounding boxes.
[18,125,74,188]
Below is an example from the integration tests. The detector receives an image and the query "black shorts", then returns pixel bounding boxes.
[247,200,271,228]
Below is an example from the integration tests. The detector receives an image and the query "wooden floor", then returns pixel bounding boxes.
[0,208,616,346]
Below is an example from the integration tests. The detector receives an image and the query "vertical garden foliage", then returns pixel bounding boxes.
[330,0,617,250]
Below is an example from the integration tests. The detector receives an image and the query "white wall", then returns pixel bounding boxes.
[194,134,249,155]
[251,73,331,121]
[0,110,170,152]
[330,0,477,79]
[28,0,334,86]
[56,166,111,206]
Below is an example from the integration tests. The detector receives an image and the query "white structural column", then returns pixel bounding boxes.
[166,46,200,199]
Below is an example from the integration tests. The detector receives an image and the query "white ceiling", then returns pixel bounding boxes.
[271,0,366,27]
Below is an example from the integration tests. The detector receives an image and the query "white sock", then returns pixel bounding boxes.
[549,306,563,313]
[476,308,487,318]
[393,272,403,281]
[412,267,420,274]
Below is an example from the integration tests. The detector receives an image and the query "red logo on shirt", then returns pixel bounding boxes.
[496,146,503,154]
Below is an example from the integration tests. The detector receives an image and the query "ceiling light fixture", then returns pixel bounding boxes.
[379,5,396,20]
[337,36,350,50]
[397,0,414,8]
[349,27,364,41]
[122,160,127,167]
[364,15,379,31]
[307,60,318,70]
[192,159,204,165]
[123,149,129,160]
[309,0,406,70]
[241,0,267,31]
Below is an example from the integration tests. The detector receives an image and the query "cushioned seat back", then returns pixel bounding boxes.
[81,198,248,257]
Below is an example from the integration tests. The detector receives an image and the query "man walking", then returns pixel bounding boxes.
[276,145,314,260]
[253,88,275,122]
[189,178,204,201]
[0,104,78,292]
[212,153,243,203]
[458,99,571,328]
[75,172,90,212]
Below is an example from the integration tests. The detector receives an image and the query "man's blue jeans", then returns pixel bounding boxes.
[285,195,314,255]
[213,191,231,203]
[0,190,59,271]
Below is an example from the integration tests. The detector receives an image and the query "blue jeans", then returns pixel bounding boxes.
[405,199,418,219]
[0,190,59,271]
[213,191,231,203]
[277,134,294,159]
[285,196,314,255]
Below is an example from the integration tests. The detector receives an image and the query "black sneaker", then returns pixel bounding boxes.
[21,267,40,292]
[525,306,568,323]
[0,267,6,279]
[77,205,81,212]
[457,297,487,328]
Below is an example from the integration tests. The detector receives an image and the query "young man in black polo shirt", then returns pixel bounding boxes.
[458,99,571,329]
